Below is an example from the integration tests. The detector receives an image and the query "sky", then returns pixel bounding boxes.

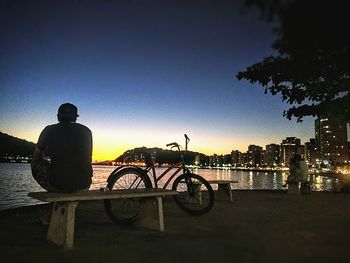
[0,0,319,161]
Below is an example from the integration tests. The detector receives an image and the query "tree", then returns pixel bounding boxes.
[237,0,350,122]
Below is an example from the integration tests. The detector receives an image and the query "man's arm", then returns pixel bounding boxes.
[31,146,44,164]
[32,126,50,164]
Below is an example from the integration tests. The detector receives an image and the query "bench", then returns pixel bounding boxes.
[28,188,178,249]
[287,181,312,195]
[194,180,238,202]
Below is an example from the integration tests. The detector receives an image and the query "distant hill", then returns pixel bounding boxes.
[0,132,35,162]
[115,146,208,166]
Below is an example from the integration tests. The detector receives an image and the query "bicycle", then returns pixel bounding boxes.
[104,134,215,224]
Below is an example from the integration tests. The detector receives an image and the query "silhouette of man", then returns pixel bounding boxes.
[31,103,93,192]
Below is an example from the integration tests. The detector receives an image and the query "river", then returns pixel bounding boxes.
[0,163,342,210]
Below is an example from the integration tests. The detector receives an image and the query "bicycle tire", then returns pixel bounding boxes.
[104,167,152,225]
[172,173,214,216]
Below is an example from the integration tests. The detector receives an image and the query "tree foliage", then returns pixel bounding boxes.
[115,147,202,166]
[237,0,350,122]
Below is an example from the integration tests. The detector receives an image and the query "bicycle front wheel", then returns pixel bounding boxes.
[172,173,214,216]
[104,167,152,225]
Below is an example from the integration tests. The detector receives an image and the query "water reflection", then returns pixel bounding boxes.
[193,168,340,192]
[0,164,343,210]
[0,163,44,209]
[312,175,341,192]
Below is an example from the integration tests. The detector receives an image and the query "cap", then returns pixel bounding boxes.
[57,103,79,117]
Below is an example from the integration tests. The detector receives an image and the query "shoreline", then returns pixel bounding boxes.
[92,163,350,182]
[2,163,348,181]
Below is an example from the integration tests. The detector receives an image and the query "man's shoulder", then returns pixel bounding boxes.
[74,123,91,132]
[47,122,91,135]
[41,124,58,133]
[72,123,92,137]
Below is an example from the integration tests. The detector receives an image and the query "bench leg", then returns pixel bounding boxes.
[287,183,300,195]
[217,183,233,202]
[300,182,311,194]
[193,184,203,205]
[135,197,164,232]
[47,201,79,249]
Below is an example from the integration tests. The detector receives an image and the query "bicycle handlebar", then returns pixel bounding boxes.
[167,135,191,151]
[166,142,178,147]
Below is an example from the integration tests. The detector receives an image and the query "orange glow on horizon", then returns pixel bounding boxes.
[7,126,293,162]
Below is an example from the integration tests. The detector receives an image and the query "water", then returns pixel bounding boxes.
[0,163,342,210]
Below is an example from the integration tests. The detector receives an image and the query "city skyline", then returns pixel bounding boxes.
[114,114,350,166]
[2,116,348,165]
[0,0,342,161]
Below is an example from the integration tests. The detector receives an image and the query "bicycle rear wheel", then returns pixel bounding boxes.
[172,173,214,216]
[104,167,152,225]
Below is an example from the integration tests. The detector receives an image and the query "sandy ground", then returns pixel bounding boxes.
[1,190,350,263]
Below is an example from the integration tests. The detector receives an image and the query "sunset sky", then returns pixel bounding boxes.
[0,0,320,161]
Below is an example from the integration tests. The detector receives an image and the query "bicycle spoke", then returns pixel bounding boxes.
[104,168,152,225]
[172,173,214,216]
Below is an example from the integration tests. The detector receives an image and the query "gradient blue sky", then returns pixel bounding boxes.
[0,0,318,160]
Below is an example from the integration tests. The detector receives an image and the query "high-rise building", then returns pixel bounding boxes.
[231,150,244,167]
[304,138,320,165]
[315,116,349,163]
[265,144,280,166]
[280,137,301,166]
[247,145,263,167]
[209,154,224,167]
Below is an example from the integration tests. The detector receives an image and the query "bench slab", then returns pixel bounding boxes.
[195,180,238,202]
[208,180,237,202]
[28,188,177,249]
[207,180,238,184]
[29,188,178,202]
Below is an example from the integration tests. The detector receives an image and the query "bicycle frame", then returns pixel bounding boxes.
[107,134,193,189]
[145,134,191,189]
[145,161,183,188]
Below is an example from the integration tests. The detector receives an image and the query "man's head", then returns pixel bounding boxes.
[57,103,79,123]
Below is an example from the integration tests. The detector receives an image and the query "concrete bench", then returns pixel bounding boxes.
[195,180,238,202]
[287,181,312,195]
[28,188,177,249]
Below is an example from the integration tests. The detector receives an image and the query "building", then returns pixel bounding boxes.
[223,154,232,166]
[209,154,224,167]
[247,145,263,167]
[265,144,280,166]
[315,116,349,164]
[231,150,244,167]
[304,138,320,165]
[280,137,302,166]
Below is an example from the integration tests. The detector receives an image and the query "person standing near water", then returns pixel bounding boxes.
[31,103,93,193]
[284,153,309,188]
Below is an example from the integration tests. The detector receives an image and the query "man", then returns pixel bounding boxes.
[31,103,93,192]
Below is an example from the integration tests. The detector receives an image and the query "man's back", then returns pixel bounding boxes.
[298,160,309,181]
[37,122,93,192]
